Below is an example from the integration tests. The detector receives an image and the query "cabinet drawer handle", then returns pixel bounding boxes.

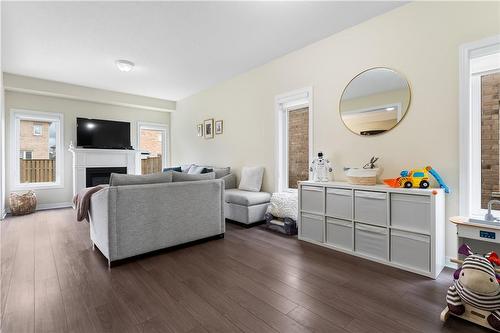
[392,230,430,243]
[327,188,352,196]
[302,186,323,192]
[355,191,386,200]
[356,224,387,235]
[302,213,323,221]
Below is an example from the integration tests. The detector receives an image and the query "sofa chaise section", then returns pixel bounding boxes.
[89,179,225,266]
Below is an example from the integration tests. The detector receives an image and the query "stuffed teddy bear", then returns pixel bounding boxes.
[447,244,500,330]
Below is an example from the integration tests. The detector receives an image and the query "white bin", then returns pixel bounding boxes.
[326,218,353,250]
[354,191,387,226]
[391,229,430,272]
[391,194,431,234]
[300,213,324,242]
[326,188,352,220]
[355,223,388,260]
[301,186,324,214]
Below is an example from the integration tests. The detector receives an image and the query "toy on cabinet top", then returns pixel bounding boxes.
[383,165,450,193]
[444,244,500,331]
[309,152,332,182]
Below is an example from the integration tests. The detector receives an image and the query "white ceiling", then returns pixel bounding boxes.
[2,1,405,101]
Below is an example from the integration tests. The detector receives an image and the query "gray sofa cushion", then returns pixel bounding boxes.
[172,171,216,182]
[238,166,265,192]
[109,172,173,186]
[213,167,231,179]
[225,189,271,206]
[220,173,236,189]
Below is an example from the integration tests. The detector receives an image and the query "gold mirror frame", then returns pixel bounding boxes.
[339,67,411,136]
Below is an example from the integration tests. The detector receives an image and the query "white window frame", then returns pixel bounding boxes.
[275,87,313,193]
[20,151,33,160]
[10,109,64,190]
[459,35,500,218]
[32,124,43,136]
[137,121,169,168]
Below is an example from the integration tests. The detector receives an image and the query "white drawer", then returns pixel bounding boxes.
[300,186,324,214]
[354,191,387,226]
[355,223,388,260]
[391,194,431,234]
[301,213,324,242]
[326,188,352,220]
[326,217,353,250]
[391,230,430,272]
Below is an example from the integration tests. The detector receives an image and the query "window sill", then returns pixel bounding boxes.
[12,182,64,191]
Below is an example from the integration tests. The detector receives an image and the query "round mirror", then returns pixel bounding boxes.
[339,67,411,136]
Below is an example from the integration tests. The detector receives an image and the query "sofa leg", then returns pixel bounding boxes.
[91,241,95,250]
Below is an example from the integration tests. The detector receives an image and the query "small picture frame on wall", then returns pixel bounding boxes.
[197,124,204,137]
[215,120,223,135]
[204,119,214,139]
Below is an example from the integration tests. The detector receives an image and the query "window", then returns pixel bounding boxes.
[32,124,42,136]
[460,36,500,217]
[20,151,33,160]
[11,110,63,189]
[137,122,168,175]
[276,88,313,192]
[413,172,425,178]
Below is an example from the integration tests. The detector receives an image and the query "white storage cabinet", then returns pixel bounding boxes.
[298,181,445,279]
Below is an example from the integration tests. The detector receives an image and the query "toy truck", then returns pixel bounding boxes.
[384,166,450,193]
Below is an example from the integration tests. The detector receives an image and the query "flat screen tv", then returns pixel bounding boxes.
[77,118,131,149]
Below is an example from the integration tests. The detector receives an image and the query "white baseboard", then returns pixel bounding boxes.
[4,201,73,215]
[446,256,458,269]
[36,202,73,211]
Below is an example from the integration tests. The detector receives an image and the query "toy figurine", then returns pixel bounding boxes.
[442,244,500,331]
[309,152,332,182]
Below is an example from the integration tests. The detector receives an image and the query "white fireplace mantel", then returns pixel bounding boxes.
[69,142,142,196]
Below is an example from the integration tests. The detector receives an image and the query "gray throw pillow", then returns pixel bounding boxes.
[238,166,264,192]
[172,171,216,182]
[213,167,231,179]
[109,172,173,186]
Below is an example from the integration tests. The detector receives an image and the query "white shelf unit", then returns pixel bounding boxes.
[298,181,445,279]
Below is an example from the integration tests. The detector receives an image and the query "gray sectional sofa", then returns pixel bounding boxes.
[89,175,225,266]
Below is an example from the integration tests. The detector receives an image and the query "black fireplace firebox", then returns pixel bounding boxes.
[86,167,127,187]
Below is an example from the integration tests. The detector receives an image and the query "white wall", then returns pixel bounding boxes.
[171,2,500,260]
[4,81,172,208]
[0,1,5,218]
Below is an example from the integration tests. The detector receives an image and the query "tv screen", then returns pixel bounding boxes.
[77,118,131,149]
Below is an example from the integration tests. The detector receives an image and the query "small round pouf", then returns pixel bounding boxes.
[9,190,37,216]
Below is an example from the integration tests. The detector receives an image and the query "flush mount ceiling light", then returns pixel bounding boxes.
[115,59,134,72]
[385,107,396,111]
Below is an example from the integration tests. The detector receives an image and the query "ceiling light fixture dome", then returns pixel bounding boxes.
[115,59,134,72]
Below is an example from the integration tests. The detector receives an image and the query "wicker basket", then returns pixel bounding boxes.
[347,176,377,186]
[9,191,37,215]
[345,168,379,186]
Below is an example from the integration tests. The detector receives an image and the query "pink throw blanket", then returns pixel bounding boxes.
[73,185,106,222]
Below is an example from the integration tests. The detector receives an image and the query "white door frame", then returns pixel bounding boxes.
[459,34,500,217]
[274,87,313,193]
[137,121,169,168]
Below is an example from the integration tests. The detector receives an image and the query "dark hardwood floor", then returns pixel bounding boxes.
[1,208,485,332]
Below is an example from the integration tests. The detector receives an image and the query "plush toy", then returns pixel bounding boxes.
[447,244,500,330]
[309,152,332,182]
